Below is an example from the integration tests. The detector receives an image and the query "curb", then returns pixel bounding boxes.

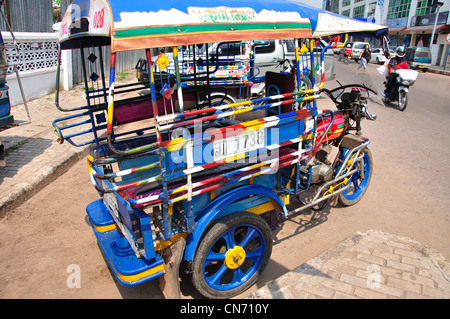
[0,145,88,218]
[428,68,450,76]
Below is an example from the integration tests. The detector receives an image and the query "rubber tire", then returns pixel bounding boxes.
[192,212,272,299]
[210,95,236,119]
[299,77,313,108]
[398,91,408,112]
[210,95,234,108]
[338,147,373,207]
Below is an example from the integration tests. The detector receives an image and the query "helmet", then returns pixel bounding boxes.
[396,46,406,57]
[347,44,351,48]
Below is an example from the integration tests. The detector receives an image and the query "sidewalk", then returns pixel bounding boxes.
[247,230,450,299]
[1,80,449,299]
[0,85,89,217]
[428,65,450,76]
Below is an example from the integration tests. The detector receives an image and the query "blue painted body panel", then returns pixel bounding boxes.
[86,200,164,286]
[184,184,287,261]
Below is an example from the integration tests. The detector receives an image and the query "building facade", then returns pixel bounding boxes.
[324,0,450,67]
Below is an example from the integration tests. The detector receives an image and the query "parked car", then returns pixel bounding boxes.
[206,39,335,81]
[331,42,343,54]
[348,42,371,61]
[370,48,395,64]
[405,46,431,72]
[136,39,336,93]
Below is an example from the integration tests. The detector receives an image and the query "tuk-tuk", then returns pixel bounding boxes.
[405,46,431,72]
[54,0,388,299]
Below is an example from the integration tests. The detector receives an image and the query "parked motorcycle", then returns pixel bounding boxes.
[379,68,418,111]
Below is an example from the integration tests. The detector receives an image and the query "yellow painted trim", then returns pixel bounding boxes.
[246,202,275,215]
[166,137,187,152]
[93,223,116,233]
[87,155,94,175]
[156,233,188,251]
[246,195,290,215]
[113,262,165,284]
[282,194,290,205]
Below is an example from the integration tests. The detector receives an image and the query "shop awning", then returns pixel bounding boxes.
[404,24,445,33]
[438,24,450,31]
[388,27,408,34]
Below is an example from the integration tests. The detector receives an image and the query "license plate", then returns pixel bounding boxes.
[418,65,424,68]
[213,129,265,160]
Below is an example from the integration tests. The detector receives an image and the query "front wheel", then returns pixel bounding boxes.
[398,90,408,111]
[338,147,373,207]
[192,212,272,299]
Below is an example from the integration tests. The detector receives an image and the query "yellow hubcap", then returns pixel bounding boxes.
[224,246,246,269]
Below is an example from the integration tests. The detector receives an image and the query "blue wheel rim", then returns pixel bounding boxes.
[341,150,371,201]
[202,224,266,291]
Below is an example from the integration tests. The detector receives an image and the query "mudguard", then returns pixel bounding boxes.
[183,184,287,261]
[399,86,409,93]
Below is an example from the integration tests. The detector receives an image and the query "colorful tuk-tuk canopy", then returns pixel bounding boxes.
[58,0,388,52]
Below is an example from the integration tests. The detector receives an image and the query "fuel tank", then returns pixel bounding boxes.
[315,112,346,144]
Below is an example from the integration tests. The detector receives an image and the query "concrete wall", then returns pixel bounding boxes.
[2,32,62,106]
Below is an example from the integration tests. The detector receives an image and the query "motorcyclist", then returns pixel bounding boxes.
[382,46,410,97]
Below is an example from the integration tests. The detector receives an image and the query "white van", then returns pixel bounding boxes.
[137,40,336,100]
[252,39,336,82]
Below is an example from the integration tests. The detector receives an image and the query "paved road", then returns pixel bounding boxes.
[0,60,448,299]
[330,59,450,258]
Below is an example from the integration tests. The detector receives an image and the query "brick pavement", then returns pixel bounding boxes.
[247,230,450,299]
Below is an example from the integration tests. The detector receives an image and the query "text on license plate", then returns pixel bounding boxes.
[213,129,265,160]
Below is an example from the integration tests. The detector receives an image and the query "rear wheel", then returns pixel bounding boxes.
[192,212,272,299]
[210,95,236,119]
[398,90,408,112]
[338,147,373,207]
